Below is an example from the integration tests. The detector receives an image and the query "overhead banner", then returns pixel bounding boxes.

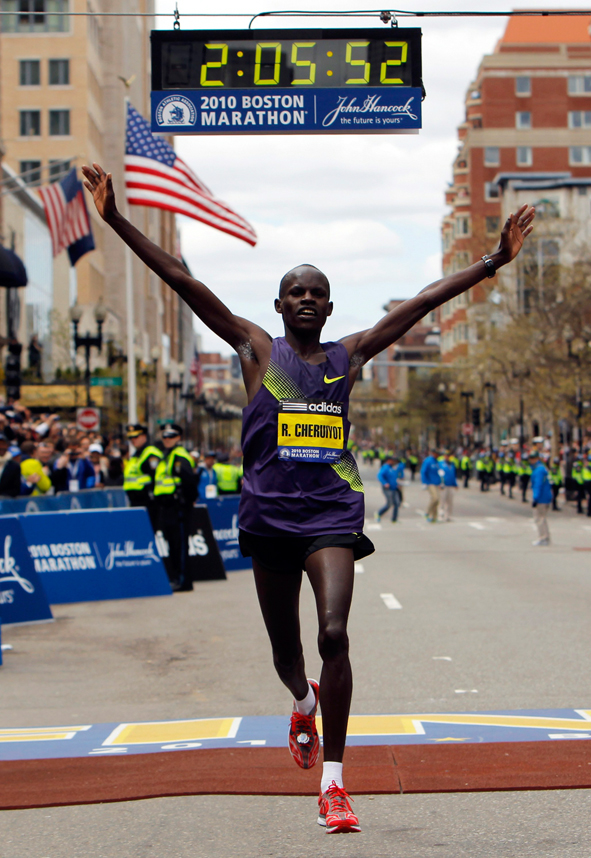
[0,515,53,626]
[18,508,172,604]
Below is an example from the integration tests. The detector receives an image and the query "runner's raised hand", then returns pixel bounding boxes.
[495,204,535,265]
[81,162,117,222]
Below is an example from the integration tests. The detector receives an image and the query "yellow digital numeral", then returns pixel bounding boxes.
[200,43,228,87]
[254,42,282,85]
[345,41,370,84]
[380,41,408,85]
[291,42,316,85]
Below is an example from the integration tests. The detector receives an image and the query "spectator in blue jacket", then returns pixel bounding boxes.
[421,449,441,522]
[529,450,552,546]
[376,456,399,522]
[52,443,96,493]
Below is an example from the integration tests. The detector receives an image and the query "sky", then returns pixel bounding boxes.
[153,1,591,353]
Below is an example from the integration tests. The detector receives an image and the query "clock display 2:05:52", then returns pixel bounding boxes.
[161,39,415,90]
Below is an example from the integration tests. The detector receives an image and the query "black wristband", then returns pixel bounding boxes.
[481,255,496,279]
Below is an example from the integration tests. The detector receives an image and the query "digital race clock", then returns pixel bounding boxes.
[151,29,423,136]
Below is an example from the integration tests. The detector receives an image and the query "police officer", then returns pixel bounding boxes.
[460,450,471,488]
[549,457,563,511]
[497,452,506,494]
[123,424,163,529]
[153,423,198,591]
[583,452,591,517]
[572,457,585,514]
[504,451,517,499]
[213,453,242,494]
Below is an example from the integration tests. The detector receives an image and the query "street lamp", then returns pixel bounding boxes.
[483,382,496,448]
[166,360,185,421]
[69,299,107,406]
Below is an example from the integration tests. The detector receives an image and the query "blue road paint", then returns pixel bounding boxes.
[1,709,590,762]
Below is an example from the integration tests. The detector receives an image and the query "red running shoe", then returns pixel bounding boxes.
[288,679,320,769]
[317,781,361,834]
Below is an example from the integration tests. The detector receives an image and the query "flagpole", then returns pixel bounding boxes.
[123,98,138,425]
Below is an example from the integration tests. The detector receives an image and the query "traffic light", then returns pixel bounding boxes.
[472,407,481,428]
[5,341,22,402]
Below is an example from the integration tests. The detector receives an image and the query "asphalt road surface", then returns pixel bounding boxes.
[2,467,590,857]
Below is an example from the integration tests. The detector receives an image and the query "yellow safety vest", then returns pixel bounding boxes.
[213,462,240,493]
[153,446,194,496]
[123,445,163,492]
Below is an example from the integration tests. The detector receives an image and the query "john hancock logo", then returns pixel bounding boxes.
[0,535,34,593]
[322,94,418,128]
[105,541,161,570]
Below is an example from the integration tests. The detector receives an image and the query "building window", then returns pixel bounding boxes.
[485,181,500,201]
[568,110,591,129]
[49,58,69,85]
[20,109,41,136]
[570,146,591,165]
[49,108,70,135]
[486,216,500,235]
[19,58,40,86]
[516,111,531,129]
[456,216,470,237]
[1,0,69,33]
[49,158,70,182]
[484,146,499,166]
[568,75,591,95]
[516,146,533,167]
[20,159,41,185]
[515,76,531,96]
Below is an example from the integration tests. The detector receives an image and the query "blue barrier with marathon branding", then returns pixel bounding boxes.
[18,508,172,605]
[0,515,53,626]
[206,496,251,572]
[0,488,129,516]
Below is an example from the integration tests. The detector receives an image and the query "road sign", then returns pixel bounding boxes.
[90,377,122,388]
[151,28,423,136]
[462,423,474,436]
[76,407,100,432]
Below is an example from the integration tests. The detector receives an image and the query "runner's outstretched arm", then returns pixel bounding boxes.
[342,205,535,366]
[81,163,271,394]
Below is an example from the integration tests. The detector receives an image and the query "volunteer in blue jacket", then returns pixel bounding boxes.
[421,449,441,523]
[376,455,399,522]
[530,449,552,547]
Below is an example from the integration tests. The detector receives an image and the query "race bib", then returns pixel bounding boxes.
[205,483,218,499]
[277,399,344,463]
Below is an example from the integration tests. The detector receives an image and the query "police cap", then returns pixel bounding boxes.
[127,423,147,439]
[162,423,183,438]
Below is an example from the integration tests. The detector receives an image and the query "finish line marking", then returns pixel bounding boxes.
[2,710,591,762]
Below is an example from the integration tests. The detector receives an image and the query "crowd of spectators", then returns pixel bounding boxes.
[0,405,127,499]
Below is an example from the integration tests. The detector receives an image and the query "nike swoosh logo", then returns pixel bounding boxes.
[324,374,345,384]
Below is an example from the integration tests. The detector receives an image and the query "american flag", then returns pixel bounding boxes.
[39,168,95,265]
[125,104,257,247]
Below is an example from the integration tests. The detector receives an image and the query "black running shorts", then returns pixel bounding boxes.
[239,530,375,574]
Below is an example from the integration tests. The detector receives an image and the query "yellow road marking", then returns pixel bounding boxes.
[103,717,242,746]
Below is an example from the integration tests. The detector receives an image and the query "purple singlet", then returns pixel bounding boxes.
[239,337,365,536]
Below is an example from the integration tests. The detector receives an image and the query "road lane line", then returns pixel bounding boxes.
[380,593,402,610]
[354,563,365,574]
[468,522,486,530]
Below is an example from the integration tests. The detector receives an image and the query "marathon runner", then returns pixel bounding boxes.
[82,162,534,834]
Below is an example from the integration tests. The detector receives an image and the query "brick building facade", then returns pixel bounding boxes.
[441,13,591,362]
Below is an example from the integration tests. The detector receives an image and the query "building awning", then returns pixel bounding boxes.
[0,245,27,288]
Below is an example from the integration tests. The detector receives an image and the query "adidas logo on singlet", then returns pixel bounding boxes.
[282,400,343,415]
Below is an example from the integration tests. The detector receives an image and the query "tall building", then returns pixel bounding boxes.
[441,13,591,363]
[372,302,440,400]
[0,0,194,416]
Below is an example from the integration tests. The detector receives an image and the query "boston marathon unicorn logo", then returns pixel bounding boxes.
[0,535,34,594]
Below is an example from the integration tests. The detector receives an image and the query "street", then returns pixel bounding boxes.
[1,466,590,857]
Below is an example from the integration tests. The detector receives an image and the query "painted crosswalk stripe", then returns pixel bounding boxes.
[380,593,402,610]
[468,522,486,530]
[354,563,365,574]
